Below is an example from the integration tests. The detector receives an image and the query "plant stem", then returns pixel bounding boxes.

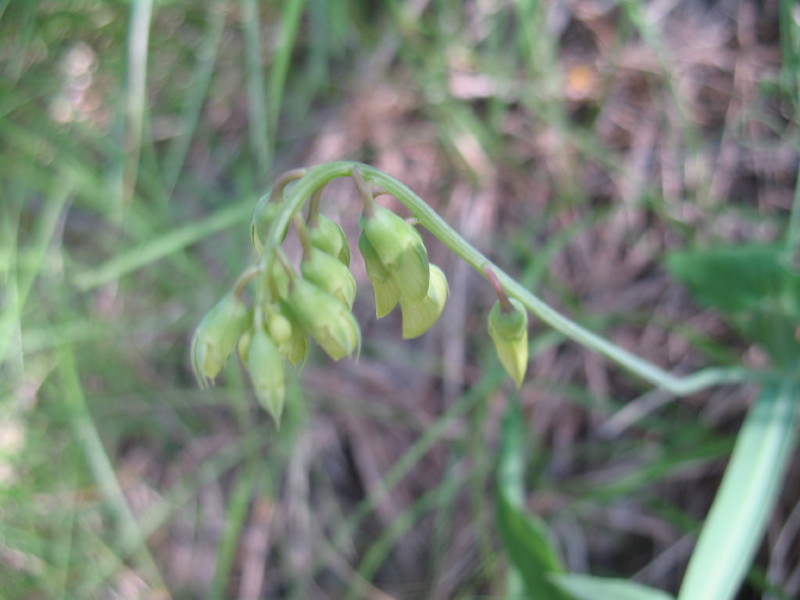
[307,185,324,227]
[260,161,762,396]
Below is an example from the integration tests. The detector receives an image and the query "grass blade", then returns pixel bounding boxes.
[677,381,800,600]
[72,202,251,290]
[240,0,271,179]
[496,397,572,600]
[552,574,674,600]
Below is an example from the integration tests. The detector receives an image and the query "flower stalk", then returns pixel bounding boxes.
[193,161,760,428]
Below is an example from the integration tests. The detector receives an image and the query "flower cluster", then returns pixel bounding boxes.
[191,168,449,425]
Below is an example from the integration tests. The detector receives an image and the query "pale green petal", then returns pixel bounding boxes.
[246,326,285,426]
[301,250,357,308]
[401,265,448,339]
[287,279,360,361]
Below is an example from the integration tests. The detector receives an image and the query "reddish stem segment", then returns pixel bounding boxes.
[484,265,513,313]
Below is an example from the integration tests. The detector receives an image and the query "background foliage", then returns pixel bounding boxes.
[1,0,798,598]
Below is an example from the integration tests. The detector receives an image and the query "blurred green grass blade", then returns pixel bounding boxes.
[119,0,154,219]
[496,398,572,600]
[552,574,674,600]
[210,456,260,600]
[779,0,800,103]
[59,346,167,593]
[268,0,306,146]
[163,0,228,196]
[0,172,75,367]
[240,0,271,178]
[677,381,800,600]
[72,202,250,290]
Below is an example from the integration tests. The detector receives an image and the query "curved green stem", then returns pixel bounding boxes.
[260,161,759,396]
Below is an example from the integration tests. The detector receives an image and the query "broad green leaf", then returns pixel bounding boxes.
[496,399,572,600]
[666,243,799,316]
[666,243,800,361]
[551,574,675,600]
[678,381,800,600]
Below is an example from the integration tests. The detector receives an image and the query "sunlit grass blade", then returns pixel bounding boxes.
[677,381,800,600]
[552,574,675,600]
[119,0,154,220]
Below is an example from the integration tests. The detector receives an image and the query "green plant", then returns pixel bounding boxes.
[192,161,796,599]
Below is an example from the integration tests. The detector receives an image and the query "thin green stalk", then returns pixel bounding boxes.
[260,161,760,397]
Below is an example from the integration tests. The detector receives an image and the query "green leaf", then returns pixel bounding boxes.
[551,574,675,600]
[496,399,572,600]
[677,381,800,600]
[665,243,798,316]
[666,243,800,361]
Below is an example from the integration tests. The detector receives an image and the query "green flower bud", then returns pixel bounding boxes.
[266,259,290,301]
[309,215,350,266]
[250,200,281,254]
[301,249,357,309]
[488,298,529,388]
[191,293,249,388]
[278,303,310,366]
[360,205,429,304]
[400,264,449,339]
[246,325,285,425]
[237,327,253,363]
[267,309,293,346]
[287,279,361,361]
[359,233,401,318]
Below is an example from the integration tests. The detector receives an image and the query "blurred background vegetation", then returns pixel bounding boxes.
[1,0,798,598]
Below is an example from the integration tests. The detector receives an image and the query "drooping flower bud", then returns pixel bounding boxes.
[359,205,429,305]
[287,279,361,360]
[266,258,290,301]
[359,233,401,318]
[400,265,449,339]
[488,298,529,388]
[191,292,249,388]
[277,303,309,366]
[237,327,253,363]
[267,309,293,346]
[301,249,357,309]
[309,215,350,266]
[245,325,285,425]
[250,200,281,254]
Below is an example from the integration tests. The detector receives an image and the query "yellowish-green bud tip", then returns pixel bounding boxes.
[401,264,448,339]
[246,326,286,426]
[191,293,249,388]
[488,298,529,388]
